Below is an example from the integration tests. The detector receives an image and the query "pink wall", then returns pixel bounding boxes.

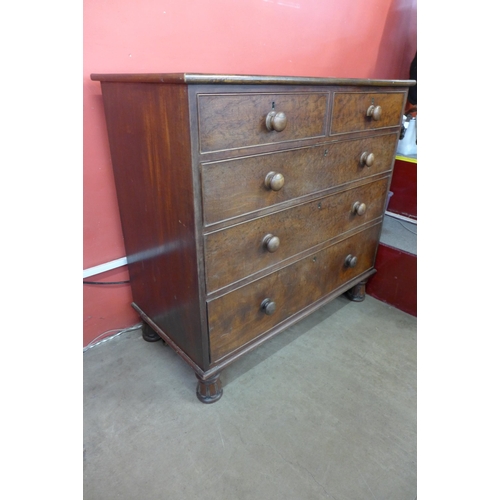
[83,0,417,347]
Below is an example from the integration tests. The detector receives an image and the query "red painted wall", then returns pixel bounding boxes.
[83,0,417,347]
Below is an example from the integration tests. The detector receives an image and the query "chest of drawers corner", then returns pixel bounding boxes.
[91,73,415,403]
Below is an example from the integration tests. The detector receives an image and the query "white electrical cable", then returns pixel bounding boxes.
[83,324,142,353]
[83,257,128,279]
[385,211,417,225]
[395,219,417,235]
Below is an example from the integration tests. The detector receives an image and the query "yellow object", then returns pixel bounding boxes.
[395,155,417,163]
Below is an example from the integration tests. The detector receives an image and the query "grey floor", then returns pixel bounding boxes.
[83,294,417,500]
[380,214,417,256]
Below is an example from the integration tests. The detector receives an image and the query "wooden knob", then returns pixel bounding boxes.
[366,105,382,121]
[265,172,285,191]
[263,234,280,253]
[345,254,358,268]
[360,152,375,167]
[261,298,276,315]
[266,111,287,132]
[352,201,367,216]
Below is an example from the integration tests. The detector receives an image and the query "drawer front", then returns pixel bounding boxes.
[331,92,405,134]
[207,223,381,362]
[202,133,398,225]
[197,92,328,153]
[205,177,389,292]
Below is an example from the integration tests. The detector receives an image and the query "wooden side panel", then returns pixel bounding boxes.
[100,82,208,369]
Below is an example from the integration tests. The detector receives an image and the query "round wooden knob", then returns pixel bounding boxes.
[261,298,276,315]
[360,152,375,167]
[345,254,358,268]
[265,171,285,191]
[263,234,280,252]
[366,105,382,121]
[352,201,367,216]
[266,111,287,132]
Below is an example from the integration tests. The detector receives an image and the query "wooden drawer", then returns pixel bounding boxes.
[204,177,389,292]
[202,133,398,225]
[197,92,329,153]
[207,223,382,362]
[331,92,405,134]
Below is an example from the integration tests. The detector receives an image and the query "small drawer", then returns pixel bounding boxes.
[197,92,328,153]
[331,92,405,134]
[204,177,389,292]
[207,223,382,362]
[201,133,398,224]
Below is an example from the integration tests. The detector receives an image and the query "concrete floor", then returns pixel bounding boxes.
[380,214,417,256]
[83,295,417,500]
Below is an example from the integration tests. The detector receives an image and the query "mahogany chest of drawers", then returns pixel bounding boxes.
[90,73,414,403]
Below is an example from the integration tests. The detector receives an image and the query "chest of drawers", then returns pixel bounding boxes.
[90,73,414,403]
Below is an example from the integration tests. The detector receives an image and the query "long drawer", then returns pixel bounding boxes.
[204,177,389,292]
[201,133,398,225]
[207,223,382,362]
[197,92,329,153]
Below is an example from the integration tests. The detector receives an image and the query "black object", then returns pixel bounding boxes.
[408,52,417,105]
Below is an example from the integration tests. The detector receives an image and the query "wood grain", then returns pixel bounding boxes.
[207,223,382,362]
[91,73,415,88]
[94,74,411,396]
[204,177,389,292]
[100,82,209,369]
[197,91,328,152]
[201,133,398,225]
[331,92,405,134]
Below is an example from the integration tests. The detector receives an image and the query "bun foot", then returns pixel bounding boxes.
[196,373,223,404]
[345,280,367,302]
[142,322,161,342]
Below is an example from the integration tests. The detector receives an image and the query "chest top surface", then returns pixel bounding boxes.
[90,72,415,87]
